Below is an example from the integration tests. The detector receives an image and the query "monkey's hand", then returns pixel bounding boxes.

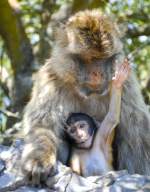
[112,59,130,88]
[21,128,57,185]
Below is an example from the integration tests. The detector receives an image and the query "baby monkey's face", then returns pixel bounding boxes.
[67,120,91,143]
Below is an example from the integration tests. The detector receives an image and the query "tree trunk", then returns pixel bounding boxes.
[0,0,34,114]
[0,0,35,128]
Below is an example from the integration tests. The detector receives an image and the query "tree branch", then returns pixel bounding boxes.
[72,0,108,13]
[127,25,150,38]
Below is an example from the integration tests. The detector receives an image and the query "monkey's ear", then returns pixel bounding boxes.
[92,118,100,129]
[53,23,68,43]
[116,22,127,38]
[109,14,127,38]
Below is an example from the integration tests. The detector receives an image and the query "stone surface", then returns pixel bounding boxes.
[0,140,150,192]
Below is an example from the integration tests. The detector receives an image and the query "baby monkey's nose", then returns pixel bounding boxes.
[77,129,84,137]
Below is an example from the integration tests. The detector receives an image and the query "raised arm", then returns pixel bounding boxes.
[94,59,130,145]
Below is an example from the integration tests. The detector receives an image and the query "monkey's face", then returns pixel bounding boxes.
[73,56,114,98]
[66,120,91,144]
[65,11,121,98]
[53,10,123,98]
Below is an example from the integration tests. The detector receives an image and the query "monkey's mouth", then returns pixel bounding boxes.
[76,136,89,143]
[75,133,94,149]
[75,84,109,98]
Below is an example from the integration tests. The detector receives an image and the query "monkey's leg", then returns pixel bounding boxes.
[21,128,58,185]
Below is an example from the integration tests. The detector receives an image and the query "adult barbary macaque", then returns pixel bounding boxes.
[21,10,150,183]
[65,59,130,177]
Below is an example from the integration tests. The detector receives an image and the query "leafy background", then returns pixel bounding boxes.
[0,0,149,144]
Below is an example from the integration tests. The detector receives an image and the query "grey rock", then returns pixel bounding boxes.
[0,160,5,173]
[0,140,150,192]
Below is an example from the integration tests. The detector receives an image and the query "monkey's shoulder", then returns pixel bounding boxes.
[70,147,110,177]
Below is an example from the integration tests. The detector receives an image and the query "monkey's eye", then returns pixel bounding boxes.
[70,128,76,134]
[80,124,85,129]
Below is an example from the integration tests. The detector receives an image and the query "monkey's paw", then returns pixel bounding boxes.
[21,143,57,185]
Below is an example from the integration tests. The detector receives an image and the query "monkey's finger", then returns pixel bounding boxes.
[125,65,131,78]
[124,58,129,64]
[120,67,128,79]
[121,58,128,69]
[120,60,130,76]
[32,163,41,186]
[40,166,51,182]
[118,65,130,83]
[115,66,125,81]
[40,170,49,183]
[115,64,128,82]
[123,60,131,75]
[25,172,33,186]
[125,59,131,71]
[114,58,127,78]
[119,65,129,77]
[121,59,128,71]
[113,58,129,81]
[116,62,126,76]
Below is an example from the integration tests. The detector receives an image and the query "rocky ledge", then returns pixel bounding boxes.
[0,140,150,192]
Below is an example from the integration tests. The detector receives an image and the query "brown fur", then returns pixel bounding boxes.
[21,10,150,183]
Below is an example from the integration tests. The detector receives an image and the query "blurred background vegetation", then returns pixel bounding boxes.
[0,0,149,144]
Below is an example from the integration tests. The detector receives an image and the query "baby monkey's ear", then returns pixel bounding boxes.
[92,118,100,129]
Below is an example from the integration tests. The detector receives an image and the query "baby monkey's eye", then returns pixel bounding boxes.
[80,124,85,128]
[70,127,76,134]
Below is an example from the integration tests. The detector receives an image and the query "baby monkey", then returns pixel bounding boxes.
[65,59,130,177]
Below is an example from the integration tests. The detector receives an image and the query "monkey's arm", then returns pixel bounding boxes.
[94,59,130,145]
[95,85,122,145]
[69,151,81,175]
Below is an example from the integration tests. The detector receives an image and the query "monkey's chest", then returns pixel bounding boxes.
[81,148,111,177]
[58,93,109,122]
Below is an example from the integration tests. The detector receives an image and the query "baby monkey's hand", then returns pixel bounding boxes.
[112,59,130,88]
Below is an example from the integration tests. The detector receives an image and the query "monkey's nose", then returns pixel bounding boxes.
[89,71,101,89]
[77,131,83,138]
[90,71,101,77]
[92,71,99,77]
